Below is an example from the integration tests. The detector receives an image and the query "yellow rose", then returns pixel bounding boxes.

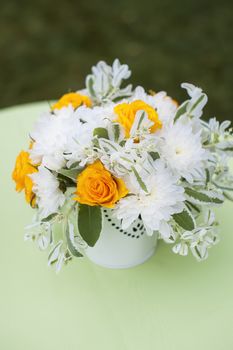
[52,92,92,110]
[12,151,37,206]
[114,99,162,138]
[74,160,128,208]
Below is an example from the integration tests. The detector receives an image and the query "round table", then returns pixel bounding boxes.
[1,102,233,350]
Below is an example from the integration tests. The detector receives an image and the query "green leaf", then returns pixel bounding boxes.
[86,76,96,98]
[137,111,146,129]
[41,213,58,222]
[119,140,126,147]
[131,111,146,133]
[185,201,201,213]
[173,208,195,231]
[205,169,210,185]
[92,138,100,148]
[185,188,223,204]
[66,222,83,257]
[194,246,202,260]
[112,124,121,142]
[148,152,160,161]
[93,127,109,139]
[69,161,81,169]
[112,95,132,102]
[174,101,189,122]
[58,168,82,182]
[47,240,63,266]
[213,181,233,192]
[99,139,119,151]
[220,147,233,152]
[131,167,148,193]
[189,94,205,114]
[78,205,102,247]
[223,191,233,201]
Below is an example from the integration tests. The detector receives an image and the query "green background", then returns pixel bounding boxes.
[0,0,233,121]
[1,103,233,349]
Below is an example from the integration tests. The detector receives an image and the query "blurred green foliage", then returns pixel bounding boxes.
[0,0,232,121]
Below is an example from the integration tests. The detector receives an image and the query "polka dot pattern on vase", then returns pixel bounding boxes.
[103,209,145,239]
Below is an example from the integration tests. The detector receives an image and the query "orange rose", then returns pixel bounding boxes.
[52,92,92,110]
[114,99,162,138]
[74,160,128,208]
[12,150,37,206]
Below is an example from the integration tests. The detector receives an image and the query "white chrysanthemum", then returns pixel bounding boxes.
[158,117,207,183]
[131,86,178,125]
[64,122,98,168]
[64,105,112,167]
[30,105,111,170]
[115,160,185,236]
[75,104,115,125]
[30,106,80,170]
[30,166,65,219]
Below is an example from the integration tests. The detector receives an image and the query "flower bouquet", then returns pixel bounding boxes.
[12,59,233,271]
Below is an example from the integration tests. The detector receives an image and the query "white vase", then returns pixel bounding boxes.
[85,209,158,269]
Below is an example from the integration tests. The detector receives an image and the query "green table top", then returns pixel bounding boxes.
[1,102,233,350]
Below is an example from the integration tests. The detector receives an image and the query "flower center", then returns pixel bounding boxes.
[175,147,183,155]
